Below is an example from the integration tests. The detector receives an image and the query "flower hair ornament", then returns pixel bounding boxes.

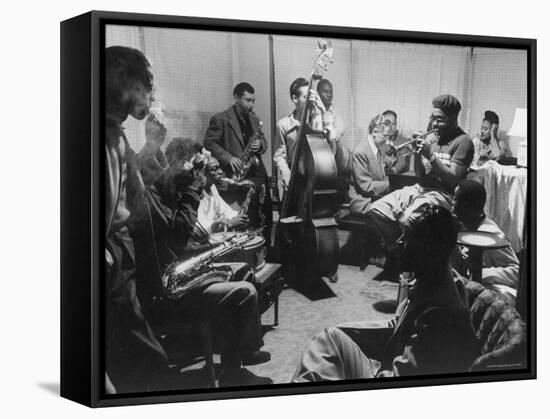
[183,148,211,171]
[183,160,194,171]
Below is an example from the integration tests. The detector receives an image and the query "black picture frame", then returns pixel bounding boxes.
[61,10,536,407]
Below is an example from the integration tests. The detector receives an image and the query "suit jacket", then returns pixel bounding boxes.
[204,106,268,178]
[105,117,146,241]
[349,137,390,215]
[390,134,412,174]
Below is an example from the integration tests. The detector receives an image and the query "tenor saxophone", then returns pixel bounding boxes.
[238,184,255,218]
[162,230,258,299]
[233,118,263,182]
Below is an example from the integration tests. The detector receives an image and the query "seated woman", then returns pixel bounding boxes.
[471,110,510,167]
[293,205,480,381]
[133,137,271,387]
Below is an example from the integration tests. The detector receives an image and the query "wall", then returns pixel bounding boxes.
[106,25,529,173]
[467,48,528,154]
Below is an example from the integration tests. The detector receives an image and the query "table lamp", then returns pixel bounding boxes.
[508,107,527,167]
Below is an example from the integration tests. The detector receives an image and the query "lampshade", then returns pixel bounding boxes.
[507,107,527,138]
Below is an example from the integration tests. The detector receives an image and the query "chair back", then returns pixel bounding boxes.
[465,281,527,371]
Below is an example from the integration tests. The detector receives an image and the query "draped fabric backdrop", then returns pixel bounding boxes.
[106,25,527,175]
[468,48,528,154]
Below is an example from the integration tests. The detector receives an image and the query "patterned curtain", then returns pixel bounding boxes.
[105,25,528,171]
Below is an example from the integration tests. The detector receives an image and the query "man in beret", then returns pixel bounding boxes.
[412,94,473,192]
[363,94,474,280]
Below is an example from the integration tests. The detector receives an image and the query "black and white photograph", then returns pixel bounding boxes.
[94,15,534,402]
[4,0,550,415]
[2,0,549,416]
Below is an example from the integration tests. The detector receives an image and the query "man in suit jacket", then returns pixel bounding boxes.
[381,109,411,174]
[204,82,272,243]
[349,114,392,215]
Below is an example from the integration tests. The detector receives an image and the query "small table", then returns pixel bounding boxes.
[457,231,510,283]
[254,263,284,326]
[467,161,527,253]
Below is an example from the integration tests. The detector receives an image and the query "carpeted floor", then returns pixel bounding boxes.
[247,264,398,383]
[171,263,399,388]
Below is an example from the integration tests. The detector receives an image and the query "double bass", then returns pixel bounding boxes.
[277,40,340,289]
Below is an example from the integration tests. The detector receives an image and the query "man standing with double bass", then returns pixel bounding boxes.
[204,82,273,244]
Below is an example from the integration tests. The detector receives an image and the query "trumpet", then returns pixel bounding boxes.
[393,129,438,152]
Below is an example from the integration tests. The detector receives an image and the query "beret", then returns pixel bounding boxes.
[432,94,462,116]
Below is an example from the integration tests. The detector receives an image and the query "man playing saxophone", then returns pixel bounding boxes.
[198,156,251,235]
[133,137,272,387]
[204,82,273,244]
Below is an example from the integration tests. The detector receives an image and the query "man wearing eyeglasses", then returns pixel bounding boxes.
[198,157,250,234]
[379,109,411,175]
[133,138,272,387]
[204,82,272,244]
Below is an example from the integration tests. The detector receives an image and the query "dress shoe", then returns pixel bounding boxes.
[322,272,338,283]
[242,350,271,366]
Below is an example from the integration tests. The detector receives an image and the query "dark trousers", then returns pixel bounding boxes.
[166,276,263,366]
[249,174,273,246]
[105,228,170,393]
